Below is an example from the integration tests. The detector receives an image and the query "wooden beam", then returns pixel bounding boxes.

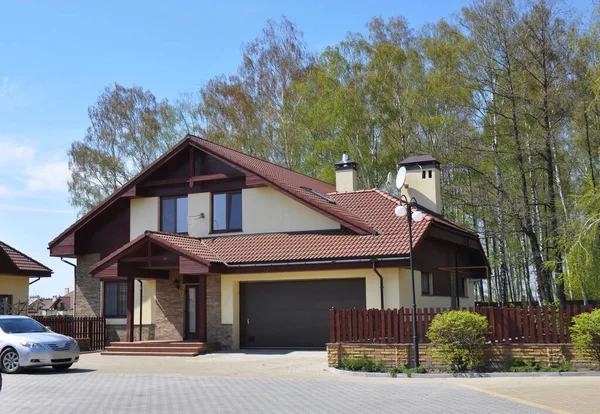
[121,185,137,197]
[139,177,189,188]
[95,263,118,278]
[199,275,207,342]
[179,257,209,274]
[189,147,194,188]
[119,255,179,265]
[117,263,170,279]
[126,276,134,342]
[49,233,75,257]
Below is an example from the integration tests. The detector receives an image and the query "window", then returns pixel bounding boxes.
[422,170,426,179]
[428,170,432,178]
[104,282,127,318]
[161,196,188,234]
[212,191,242,232]
[421,272,431,295]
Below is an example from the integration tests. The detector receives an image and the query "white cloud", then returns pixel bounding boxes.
[0,139,36,165]
[0,185,10,196]
[25,161,70,192]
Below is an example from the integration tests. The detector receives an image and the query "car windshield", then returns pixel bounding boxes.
[0,318,47,334]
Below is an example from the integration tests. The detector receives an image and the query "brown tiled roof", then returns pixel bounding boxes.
[0,241,52,276]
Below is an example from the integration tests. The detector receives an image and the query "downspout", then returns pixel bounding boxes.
[61,258,77,317]
[372,261,384,309]
[29,278,41,285]
[138,280,143,342]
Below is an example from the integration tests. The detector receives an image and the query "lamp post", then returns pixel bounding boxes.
[394,195,424,368]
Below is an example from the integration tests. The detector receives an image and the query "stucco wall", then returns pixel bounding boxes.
[130,197,160,240]
[187,187,340,238]
[401,168,442,214]
[0,275,29,306]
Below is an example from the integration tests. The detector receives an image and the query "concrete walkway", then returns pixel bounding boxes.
[0,351,597,413]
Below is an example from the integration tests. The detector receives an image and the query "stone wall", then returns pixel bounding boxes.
[206,275,232,348]
[154,272,184,341]
[327,343,596,369]
[106,324,156,344]
[75,254,101,317]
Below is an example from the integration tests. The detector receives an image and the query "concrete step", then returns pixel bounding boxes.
[109,342,215,348]
[105,346,206,353]
[101,351,200,357]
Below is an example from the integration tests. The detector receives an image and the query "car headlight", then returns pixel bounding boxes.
[20,341,44,350]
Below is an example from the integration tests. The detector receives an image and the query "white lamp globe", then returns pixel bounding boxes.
[394,205,407,217]
[412,210,424,222]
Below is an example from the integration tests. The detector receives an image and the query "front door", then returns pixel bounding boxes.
[185,286,199,340]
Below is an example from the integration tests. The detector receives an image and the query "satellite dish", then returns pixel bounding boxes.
[396,166,407,190]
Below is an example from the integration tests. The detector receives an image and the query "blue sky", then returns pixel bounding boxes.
[0,0,593,297]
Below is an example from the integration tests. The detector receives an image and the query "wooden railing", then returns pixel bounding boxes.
[329,305,600,345]
[32,316,106,351]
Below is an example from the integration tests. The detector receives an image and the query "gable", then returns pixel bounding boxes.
[50,135,375,257]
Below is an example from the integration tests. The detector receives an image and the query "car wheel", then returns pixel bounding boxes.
[1,348,22,374]
[52,363,72,371]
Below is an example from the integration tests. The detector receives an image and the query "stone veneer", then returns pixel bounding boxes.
[106,325,156,343]
[206,275,233,348]
[75,253,101,317]
[327,343,596,369]
[154,272,185,340]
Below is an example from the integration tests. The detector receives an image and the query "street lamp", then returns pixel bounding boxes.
[394,166,424,368]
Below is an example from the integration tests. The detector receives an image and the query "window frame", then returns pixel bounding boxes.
[211,191,243,233]
[160,196,188,234]
[103,281,127,318]
[421,272,431,296]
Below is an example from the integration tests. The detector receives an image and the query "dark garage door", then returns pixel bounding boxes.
[240,278,366,348]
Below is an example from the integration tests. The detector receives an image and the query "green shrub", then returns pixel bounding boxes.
[389,365,427,377]
[426,310,489,372]
[507,357,574,373]
[571,309,600,364]
[340,355,384,372]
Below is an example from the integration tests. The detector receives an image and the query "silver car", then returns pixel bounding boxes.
[0,315,80,374]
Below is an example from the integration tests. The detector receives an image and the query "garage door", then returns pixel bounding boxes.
[240,278,366,348]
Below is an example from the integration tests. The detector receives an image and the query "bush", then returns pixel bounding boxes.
[571,309,600,364]
[389,365,427,377]
[426,310,489,372]
[340,355,384,372]
[508,357,574,373]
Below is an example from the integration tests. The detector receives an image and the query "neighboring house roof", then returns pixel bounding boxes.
[49,135,378,254]
[90,189,484,274]
[0,241,52,277]
[39,299,55,310]
[51,291,73,310]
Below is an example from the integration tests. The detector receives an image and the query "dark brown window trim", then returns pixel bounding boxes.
[160,196,188,234]
[211,191,242,233]
[103,281,127,318]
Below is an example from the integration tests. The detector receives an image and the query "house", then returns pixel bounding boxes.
[48,135,488,349]
[0,241,53,315]
[29,289,74,316]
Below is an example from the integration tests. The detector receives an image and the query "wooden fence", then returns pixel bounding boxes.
[329,305,600,345]
[33,316,106,351]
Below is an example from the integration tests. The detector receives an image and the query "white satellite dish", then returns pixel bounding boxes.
[396,166,407,190]
[386,172,393,185]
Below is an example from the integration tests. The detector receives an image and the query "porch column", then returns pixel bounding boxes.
[126,276,135,342]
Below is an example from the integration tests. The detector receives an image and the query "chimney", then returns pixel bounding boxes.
[334,152,358,192]
[64,288,69,296]
[398,155,442,214]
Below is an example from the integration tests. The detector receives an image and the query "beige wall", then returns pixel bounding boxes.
[103,280,156,326]
[187,187,340,237]
[401,168,442,214]
[130,197,160,240]
[0,275,29,305]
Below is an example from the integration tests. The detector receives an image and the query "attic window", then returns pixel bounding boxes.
[300,186,336,204]
[428,170,432,178]
[422,171,426,179]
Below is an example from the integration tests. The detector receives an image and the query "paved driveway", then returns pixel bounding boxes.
[0,351,596,413]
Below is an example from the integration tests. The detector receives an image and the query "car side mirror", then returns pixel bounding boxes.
[45,326,53,332]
